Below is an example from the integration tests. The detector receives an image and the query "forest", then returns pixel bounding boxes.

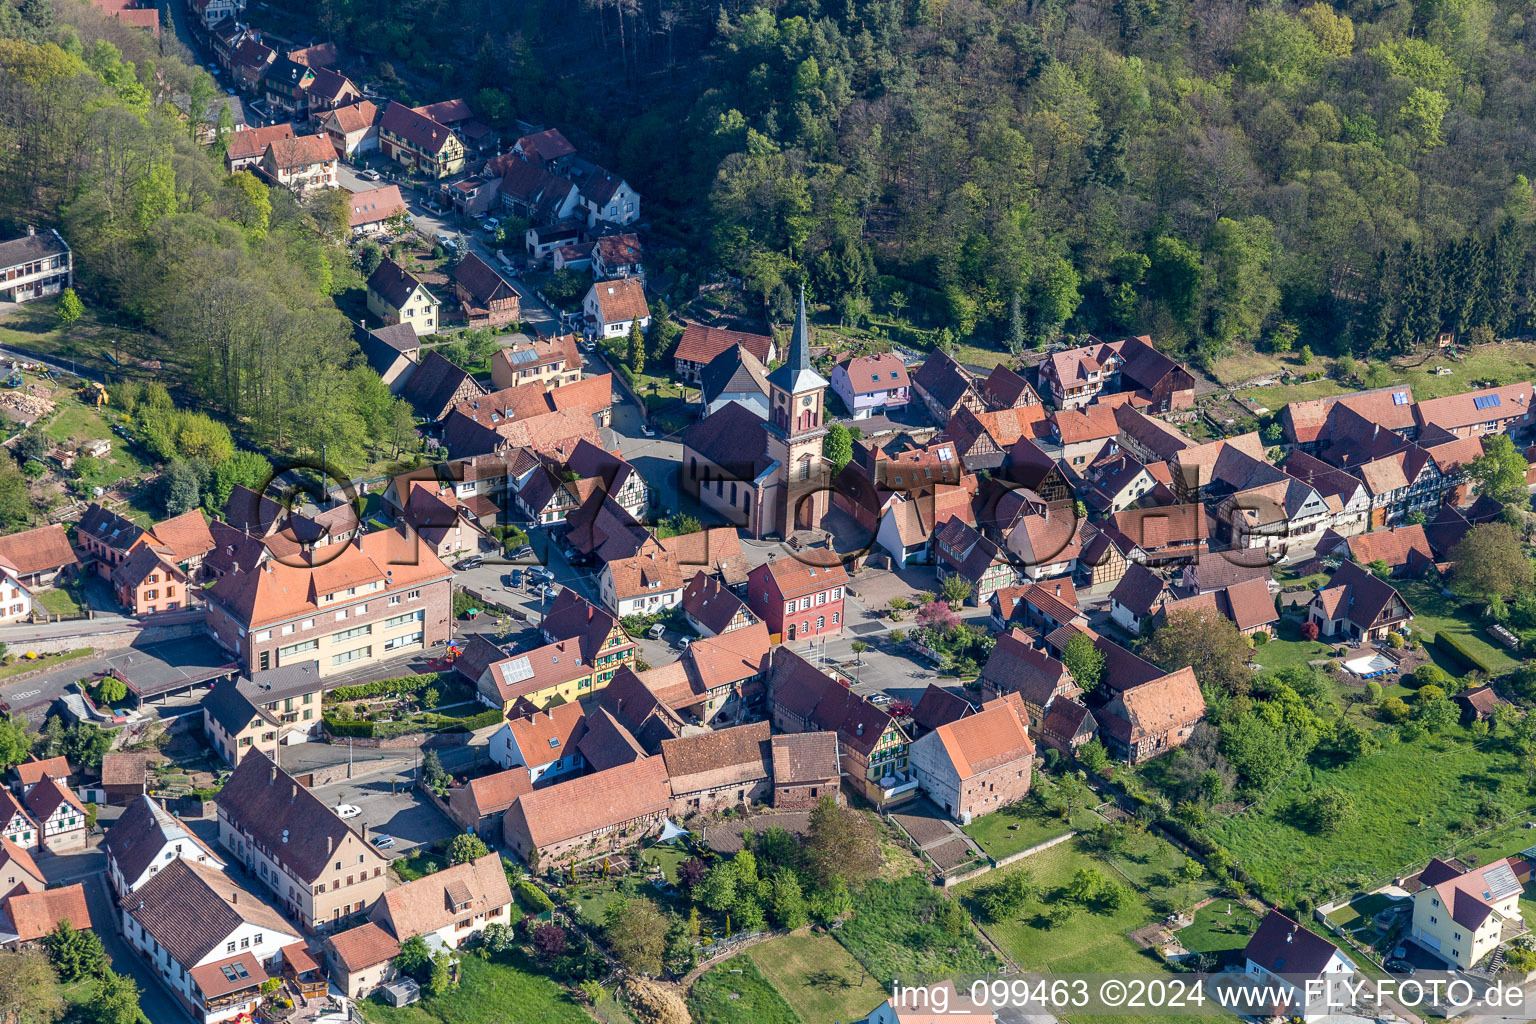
[0,0,418,472]
[292,0,1536,364]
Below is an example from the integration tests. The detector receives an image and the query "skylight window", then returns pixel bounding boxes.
[1392,391,1409,405]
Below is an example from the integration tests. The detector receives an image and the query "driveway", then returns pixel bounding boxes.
[311,772,458,860]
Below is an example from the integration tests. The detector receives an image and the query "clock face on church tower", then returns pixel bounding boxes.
[801,396,813,407]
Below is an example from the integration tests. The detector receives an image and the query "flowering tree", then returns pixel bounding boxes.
[916,600,960,632]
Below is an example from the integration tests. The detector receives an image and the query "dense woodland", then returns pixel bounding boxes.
[296,0,1536,362]
[0,0,417,471]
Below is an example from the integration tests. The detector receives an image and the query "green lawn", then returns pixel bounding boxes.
[359,950,594,1024]
[34,587,83,617]
[1251,618,1333,672]
[689,955,802,1024]
[0,301,170,381]
[748,932,889,1024]
[40,393,152,490]
[1208,732,1530,903]
[0,647,91,679]
[1325,892,1401,930]
[1176,901,1261,962]
[1397,579,1520,675]
[961,776,1100,860]
[635,842,692,883]
[957,841,1169,976]
[392,847,449,882]
[1241,341,1536,412]
[834,874,999,981]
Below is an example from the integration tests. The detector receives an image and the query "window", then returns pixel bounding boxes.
[255,629,271,642]
[227,942,236,953]
[279,639,319,658]
[332,623,372,643]
[384,632,422,652]
[832,612,840,624]
[335,609,348,621]
[332,646,372,667]
[385,610,425,629]
[302,618,314,629]
[281,624,294,636]
[408,590,421,600]
[388,595,401,606]
[241,937,250,948]
[816,615,825,629]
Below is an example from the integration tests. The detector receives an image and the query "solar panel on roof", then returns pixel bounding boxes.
[510,348,539,364]
[1392,391,1409,405]
[1483,861,1519,899]
[500,656,535,684]
[1474,394,1503,410]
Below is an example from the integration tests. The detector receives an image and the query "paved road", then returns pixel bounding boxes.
[81,871,192,1023]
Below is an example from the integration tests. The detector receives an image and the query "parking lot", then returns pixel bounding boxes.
[312,770,459,860]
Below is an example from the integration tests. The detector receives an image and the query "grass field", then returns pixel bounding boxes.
[33,587,82,617]
[392,847,448,882]
[748,932,889,1024]
[40,392,150,491]
[0,647,91,679]
[835,874,999,980]
[1251,619,1333,672]
[1208,732,1530,903]
[689,955,802,1024]
[1175,901,1261,962]
[1397,579,1520,675]
[961,777,1100,860]
[957,841,1171,976]
[0,301,168,381]
[360,950,594,1024]
[1240,341,1536,412]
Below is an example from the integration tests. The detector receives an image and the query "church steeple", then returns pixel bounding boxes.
[766,285,829,399]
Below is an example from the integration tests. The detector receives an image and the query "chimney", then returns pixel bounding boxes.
[269,766,277,785]
[232,891,237,904]
[25,225,34,237]
[1055,583,1062,597]
[327,836,333,855]
[291,783,298,800]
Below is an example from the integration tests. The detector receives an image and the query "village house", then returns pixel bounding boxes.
[1066,448,1158,515]
[190,0,243,34]
[975,629,1079,731]
[935,518,1019,606]
[110,543,187,615]
[223,123,293,173]
[203,526,452,678]
[943,405,1050,471]
[980,364,1042,411]
[488,702,588,781]
[699,345,770,420]
[0,789,36,849]
[105,794,225,896]
[1307,560,1413,641]
[1318,523,1435,577]
[488,332,581,391]
[97,752,148,805]
[122,858,301,1024]
[11,756,70,795]
[1243,909,1356,1022]
[442,176,501,219]
[367,257,440,336]
[215,752,390,932]
[261,57,314,119]
[0,523,77,587]
[1049,405,1121,468]
[1003,508,1083,582]
[1040,340,1123,409]
[582,278,650,339]
[401,352,486,422]
[369,853,513,950]
[0,883,89,950]
[1108,563,1167,635]
[391,482,494,562]
[1038,698,1097,757]
[501,756,672,868]
[566,161,641,227]
[0,559,32,624]
[745,556,850,643]
[346,184,405,236]
[305,66,362,122]
[354,322,418,396]
[988,579,1084,635]
[912,350,985,424]
[378,101,466,178]
[599,542,685,618]
[909,699,1034,824]
[541,589,638,687]
[635,621,773,728]
[1154,576,1278,638]
[23,776,86,852]
[259,133,338,193]
[681,571,755,637]
[324,922,400,1000]
[201,662,324,765]
[592,233,643,281]
[829,352,911,419]
[673,322,776,384]
[1414,383,1535,440]
[769,732,842,809]
[768,649,916,807]
[452,253,522,328]
[444,767,532,839]
[229,36,275,93]
[662,721,773,815]
[0,228,72,304]
[322,101,380,159]
[1097,663,1205,764]
[909,684,973,739]
[0,836,44,896]
[1410,856,1525,970]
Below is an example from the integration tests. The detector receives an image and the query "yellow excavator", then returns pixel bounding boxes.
[79,381,108,407]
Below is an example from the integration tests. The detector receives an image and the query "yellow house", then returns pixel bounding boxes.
[467,637,600,714]
[378,101,466,179]
[1410,856,1526,969]
[366,257,439,336]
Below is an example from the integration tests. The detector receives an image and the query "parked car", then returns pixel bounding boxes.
[508,545,534,560]
[541,585,559,600]
[1385,960,1416,975]
[332,804,361,819]
[454,555,483,571]
[370,835,395,849]
[646,624,666,640]
[641,424,656,438]
[360,169,382,181]
[675,637,692,650]
[507,570,522,588]
[528,567,554,584]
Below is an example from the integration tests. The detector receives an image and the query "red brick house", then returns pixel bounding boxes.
[908,699,1034,823]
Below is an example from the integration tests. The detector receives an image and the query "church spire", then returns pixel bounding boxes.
[789,284,811,378]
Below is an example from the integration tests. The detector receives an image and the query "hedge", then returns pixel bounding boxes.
[322,717,375,738]
[1433,631,1496,675]
[328,672,445,703]
[454,707,504,732]
[517,879,554,913]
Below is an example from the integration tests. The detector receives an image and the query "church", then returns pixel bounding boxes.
[680,289,832,539]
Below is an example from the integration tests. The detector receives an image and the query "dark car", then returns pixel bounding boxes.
[1384,959,1416,975]
[454,555,484,571]
[507,570,523,588]
[508,545,534,560]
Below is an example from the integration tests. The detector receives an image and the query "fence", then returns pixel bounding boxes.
[939,830,1081,889]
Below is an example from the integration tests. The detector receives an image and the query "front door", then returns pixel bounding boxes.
[786,623,797,641]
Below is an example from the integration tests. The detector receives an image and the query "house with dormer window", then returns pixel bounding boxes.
[488,702,587,783]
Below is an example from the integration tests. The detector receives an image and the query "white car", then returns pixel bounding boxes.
[641,425,656,438]
[332,804,362,819]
